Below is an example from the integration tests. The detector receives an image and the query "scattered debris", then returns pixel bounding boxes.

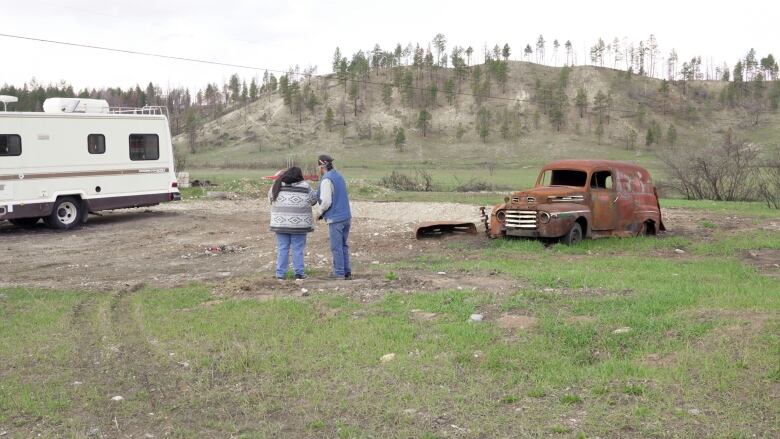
[469,313,484,322]
[86,427,100,437]
[72,381,83,386]
[177,361,190,368]
[111,395,124,401]
[612,327,632,334]
[437,271,447,275]
[205,244,244,255]
[301,288,310,296]
[674,248,686,254]
[402,408,417,415]
[688,408,701,415]
[380,353,396,363]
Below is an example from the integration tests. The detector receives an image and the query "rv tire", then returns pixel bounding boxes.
[45,197,83,230]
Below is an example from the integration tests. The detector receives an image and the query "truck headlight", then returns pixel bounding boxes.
[538,211,551,224]
[496,210,506,223]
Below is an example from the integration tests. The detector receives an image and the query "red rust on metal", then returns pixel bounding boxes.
[483,160,665,243]
[415,221,477,239]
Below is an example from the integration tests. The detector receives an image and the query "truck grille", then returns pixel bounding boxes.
[505,210,537,229]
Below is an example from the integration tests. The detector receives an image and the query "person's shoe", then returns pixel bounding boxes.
[276,276,286,281]
[294,274,307,280]
[328,273,346,280]
[344,272,352,280]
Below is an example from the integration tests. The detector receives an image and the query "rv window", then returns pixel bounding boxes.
[88,134,105,154]
[0,135,22,156]
[129,134,159,161]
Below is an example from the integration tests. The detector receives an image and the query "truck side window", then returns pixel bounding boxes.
[129,134,159,160]
[590,170,613,189]
[0,134,22,156]
[88,134,105,154]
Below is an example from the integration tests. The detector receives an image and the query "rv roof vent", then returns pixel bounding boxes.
[43,98,109,114]
[0,95,18,111]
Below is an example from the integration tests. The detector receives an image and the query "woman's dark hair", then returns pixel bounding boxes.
[271,166,304,202]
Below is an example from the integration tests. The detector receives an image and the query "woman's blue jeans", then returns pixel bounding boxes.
[276,233,307,278]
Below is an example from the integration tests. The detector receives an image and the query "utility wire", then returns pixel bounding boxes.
[0,32,297,77]
[1,32,772,124]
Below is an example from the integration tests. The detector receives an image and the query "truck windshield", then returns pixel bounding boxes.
[539,169,587,187]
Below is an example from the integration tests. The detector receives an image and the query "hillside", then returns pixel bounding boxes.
[174,61,780,190]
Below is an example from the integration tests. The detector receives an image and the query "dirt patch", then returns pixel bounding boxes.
[0,199,480,292]
[496,314,538,330]
[741,249,780,279]
[410,310,438,320]
[0,200,773,296]
[213,269,519,302]
[644,352,678,368]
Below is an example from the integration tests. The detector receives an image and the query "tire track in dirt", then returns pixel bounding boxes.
[65,289,196,437]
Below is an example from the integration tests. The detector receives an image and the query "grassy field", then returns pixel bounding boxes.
[1,205,778,437]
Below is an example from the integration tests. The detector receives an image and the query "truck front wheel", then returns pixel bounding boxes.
[562,222,583,245]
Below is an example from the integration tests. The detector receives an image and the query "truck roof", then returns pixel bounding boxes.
[542,159,650,173]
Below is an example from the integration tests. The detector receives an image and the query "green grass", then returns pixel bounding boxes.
[661,198,780,217]
[1,207,778,436]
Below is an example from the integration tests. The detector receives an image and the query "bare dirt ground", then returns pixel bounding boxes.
[1,199,778,294]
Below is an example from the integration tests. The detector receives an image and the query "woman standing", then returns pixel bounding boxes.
[269,167,318,280]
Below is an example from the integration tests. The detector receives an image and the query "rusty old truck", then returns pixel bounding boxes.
[485,160,664,244]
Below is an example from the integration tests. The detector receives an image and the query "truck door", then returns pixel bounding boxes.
[614,169,636,233]
[590,169,617,231]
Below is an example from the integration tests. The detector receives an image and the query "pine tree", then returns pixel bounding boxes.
[476,107,491,142]
[433,33,447,67]
[324,107,334,132]
[536,35,546,64]
[593,90,608,124]
[229,74,241,104]
[502,43,511,61]
[416,110,432,137]
[332,47,342,72]
[382,84,393,106]
[575,87,588,118]
[666,124,677,146]
[393,126,406,151]
[429,83,438,105]
[444,79,455,105]
[249,78,258,101]
[524,44,533,61]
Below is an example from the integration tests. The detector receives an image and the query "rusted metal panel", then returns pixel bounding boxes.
[483,160,664,243]
[415,221,477,239]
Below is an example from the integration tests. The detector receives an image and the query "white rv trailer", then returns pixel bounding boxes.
[0,97,180,229]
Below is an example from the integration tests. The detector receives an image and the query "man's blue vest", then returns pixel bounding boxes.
[318,169,352,223]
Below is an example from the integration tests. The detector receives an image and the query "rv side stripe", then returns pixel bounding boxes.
[0,168,170,181]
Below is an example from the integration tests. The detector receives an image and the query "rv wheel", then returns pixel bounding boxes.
[45,197,82,230]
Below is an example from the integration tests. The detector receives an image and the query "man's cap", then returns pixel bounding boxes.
[318,154,334,164]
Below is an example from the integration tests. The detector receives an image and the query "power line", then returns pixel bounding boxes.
[1,32,771,125]
[0,32,297,77]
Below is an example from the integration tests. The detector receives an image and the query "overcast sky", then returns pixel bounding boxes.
[2,0,778,92]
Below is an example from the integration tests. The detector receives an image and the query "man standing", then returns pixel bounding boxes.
[316,154,352,280]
